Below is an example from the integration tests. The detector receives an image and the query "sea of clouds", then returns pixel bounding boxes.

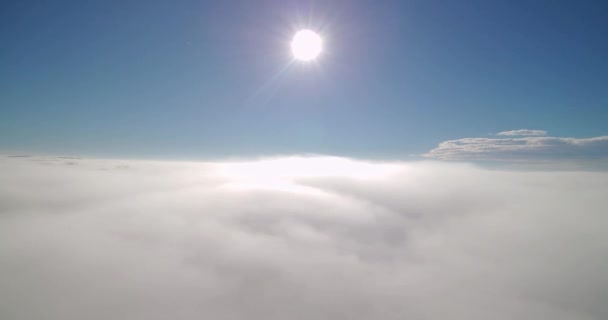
[1,155,607,320]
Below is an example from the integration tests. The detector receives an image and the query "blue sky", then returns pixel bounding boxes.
[2,0,607,159]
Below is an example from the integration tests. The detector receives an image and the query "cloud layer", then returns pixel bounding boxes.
[425,133,608,162]
[1,156,608,320]
[497,129,547,136]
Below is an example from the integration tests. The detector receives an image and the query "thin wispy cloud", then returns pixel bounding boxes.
[425,132,608,162]
[1,156,607,320]
[497,129,547,136]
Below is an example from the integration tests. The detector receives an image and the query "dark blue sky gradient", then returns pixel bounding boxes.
[2,0,607,159]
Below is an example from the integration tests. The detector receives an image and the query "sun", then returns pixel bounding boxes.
[291,29,323,61]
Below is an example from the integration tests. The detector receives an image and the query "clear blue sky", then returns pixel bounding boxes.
[2,0,607,159]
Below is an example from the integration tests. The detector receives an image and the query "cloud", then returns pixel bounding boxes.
[424,133,608,162]
[1,156,608,320]
[497,129,547,136]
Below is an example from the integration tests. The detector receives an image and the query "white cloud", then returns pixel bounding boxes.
[1,156,608,320]
[424,134,608,162]
[497,129,547,136]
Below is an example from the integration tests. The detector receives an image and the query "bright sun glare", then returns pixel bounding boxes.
[218,157,401,192]
[291,29,323,61]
